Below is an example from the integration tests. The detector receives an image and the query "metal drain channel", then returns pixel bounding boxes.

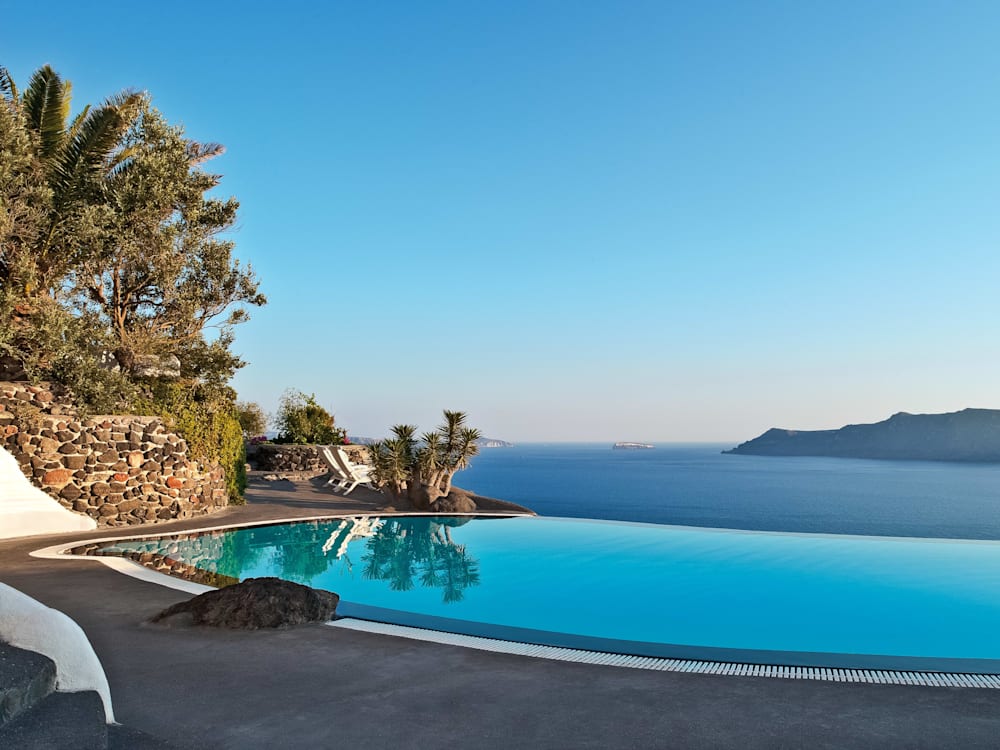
[329,618,1000,688]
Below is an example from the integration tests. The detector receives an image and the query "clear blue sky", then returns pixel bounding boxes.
[6,1,1000,441]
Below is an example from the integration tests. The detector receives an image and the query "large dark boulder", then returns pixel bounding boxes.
[429,489,477,514]
[150,577,339,629]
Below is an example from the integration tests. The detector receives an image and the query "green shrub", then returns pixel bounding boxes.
[274,389,345,445]
[137,381,247,504]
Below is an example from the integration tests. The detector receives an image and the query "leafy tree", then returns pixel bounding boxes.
[368,411,481,509]
[0,80,50,297]
[0,65,142,297]
[274,390,346,445]
[0,63,264,501]
[69,101,265,379]
[236,400,268,438]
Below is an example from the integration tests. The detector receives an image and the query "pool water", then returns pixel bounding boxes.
[82,515,1000,670]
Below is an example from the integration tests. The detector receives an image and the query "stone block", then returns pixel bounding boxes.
[37,436,58,454]
[59,483,82,501]
[99,504,118,516]
[42,468,73,486]
[127,451,143,468]
[64,455,87,470]
[91,482,111,497]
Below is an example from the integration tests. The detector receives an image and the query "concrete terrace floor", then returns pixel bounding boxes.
[2,477,1000,749]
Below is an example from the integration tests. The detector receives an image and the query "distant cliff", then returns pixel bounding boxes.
[476,438,513,448]
[724,409,1000,462]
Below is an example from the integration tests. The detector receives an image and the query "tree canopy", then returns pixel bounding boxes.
[0,63,265,500]
[0,63,264,405]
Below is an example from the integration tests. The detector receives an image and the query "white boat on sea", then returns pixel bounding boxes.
[612,442,655,450]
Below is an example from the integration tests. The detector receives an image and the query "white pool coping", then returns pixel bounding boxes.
[33,513,1000,689]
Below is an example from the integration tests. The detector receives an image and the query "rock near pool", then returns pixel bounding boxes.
[150,577,339,629]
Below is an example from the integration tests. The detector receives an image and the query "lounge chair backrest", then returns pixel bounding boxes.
[321,447,348,481]
[332,448,364,480]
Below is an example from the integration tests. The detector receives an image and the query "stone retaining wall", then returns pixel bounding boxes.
[0,382,229,528]
[247,443,369,474]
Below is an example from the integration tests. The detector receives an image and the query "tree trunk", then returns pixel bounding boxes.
[408,482,444,510]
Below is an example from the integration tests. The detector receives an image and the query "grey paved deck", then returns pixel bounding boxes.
[2,477,999,749]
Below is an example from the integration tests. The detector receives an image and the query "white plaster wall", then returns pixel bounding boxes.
[0,582,114,722]
[0,445,96,539]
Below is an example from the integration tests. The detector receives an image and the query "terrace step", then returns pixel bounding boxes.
[0,641,57,727]
[0,689,108,749]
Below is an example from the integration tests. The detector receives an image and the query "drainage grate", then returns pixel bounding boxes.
[328,618,1000,689]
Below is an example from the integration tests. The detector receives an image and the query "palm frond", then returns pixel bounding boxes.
[21,65,58,129]
[186,140,224,165]
[0,67,17,103]
[53,91,142,207]
[21,65,69,161]
[66,104,92,143]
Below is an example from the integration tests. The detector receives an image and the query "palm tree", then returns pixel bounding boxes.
[0,64,143,294]
[368,411,482,509]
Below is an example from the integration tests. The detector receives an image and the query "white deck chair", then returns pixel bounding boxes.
[320,447,351,492]
[332,447,377,495]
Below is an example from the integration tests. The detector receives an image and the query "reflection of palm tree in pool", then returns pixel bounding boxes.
[219,522,337,585]
[361,518,480,602]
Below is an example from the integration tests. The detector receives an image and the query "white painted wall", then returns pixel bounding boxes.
[0,582,114,722]
[0,445,96,539]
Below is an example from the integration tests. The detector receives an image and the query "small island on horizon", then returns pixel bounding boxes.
[725,408,1000,463]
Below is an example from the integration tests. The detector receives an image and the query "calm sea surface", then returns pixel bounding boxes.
[458,444,1000,540]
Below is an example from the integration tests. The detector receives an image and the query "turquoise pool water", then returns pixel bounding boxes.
[82,515,1000,670]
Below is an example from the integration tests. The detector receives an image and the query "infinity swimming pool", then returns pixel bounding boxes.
[73,515,1000,671]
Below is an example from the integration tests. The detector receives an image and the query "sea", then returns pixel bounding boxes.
[458,443,1000,540]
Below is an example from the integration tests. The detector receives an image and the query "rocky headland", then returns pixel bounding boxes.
[725,408,1000,462]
